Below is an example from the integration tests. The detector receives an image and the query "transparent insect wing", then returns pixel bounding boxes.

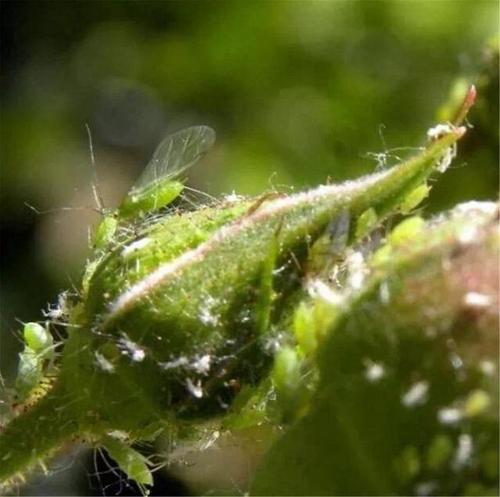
[131,125,216,193]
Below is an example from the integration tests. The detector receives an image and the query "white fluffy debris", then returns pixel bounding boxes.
[224,192,245,203]
[452,434,473,470]
[121,237,152,258]
[364,360,386,383]
[199,296,220,327]
[192,354,212,375]
[438,406,463,425]
[426,123,454,141]
[463,292,493,309]
[426,123,457,173]
[159,356,190,370]
[307,279,344,306]
[119,334,146,362]
[186,378,203,398]
[402,381,429,407]
[346,250,367,290]
[95,352,115,373]
[43,291,70,320]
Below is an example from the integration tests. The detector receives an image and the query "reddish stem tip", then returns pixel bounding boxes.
[453,84,477,126]
[464,84,477,109]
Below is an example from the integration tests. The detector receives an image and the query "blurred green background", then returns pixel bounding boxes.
[0,1,498,495]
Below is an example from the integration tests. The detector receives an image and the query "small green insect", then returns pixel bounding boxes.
[92,125,216,248]
[15,322,55,403]
[101,436,154,495]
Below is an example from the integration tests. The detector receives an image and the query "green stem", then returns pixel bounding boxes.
[0,384,79,484]
[350,128,464,217]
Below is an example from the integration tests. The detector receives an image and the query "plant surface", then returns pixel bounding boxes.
[0,85,497,496]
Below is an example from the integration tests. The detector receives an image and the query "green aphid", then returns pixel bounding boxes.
[272,346,307,421]
[93,215,119,250]
[355,207,378,240]
[23,322,53,353]
[15,348,42,402]
[93,125,216,249]
[15,323,54,402]
[118,125,215,220]
[399,183,430,214]
[101,436,154,494]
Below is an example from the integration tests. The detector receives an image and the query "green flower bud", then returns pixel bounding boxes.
[0,122,467,490]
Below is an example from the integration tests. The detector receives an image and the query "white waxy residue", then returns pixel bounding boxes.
[199,296,220,327]
[427,123,454,140]
[364,360,385,383]
[379,281,390,304]
[159,356,189,370]
[192,354,211,375]
[453,201,498,217]
[426,123,457,173]
[200,308,219,326]
[264,334,285,354]
[121,237,151,258]
[200,430,220,450]
[437,145,456,173]
[186,378,203,398]
[457,224,478,244]
[463,291,493,309]
[449,353,463,370]
[132,348,145,362]
[427,124,457,173]
[119,334,146,362]
[452,434,473,470]
[414,481,437,496]
[107,430,129,441]
[95,352,115,373]
[346,250,366,290]
[224,192,244,203]
[438,407,463,425]
[479,360,496,376]
[307,279,344,306]
[43,291,69,320]
[402,381,429,407]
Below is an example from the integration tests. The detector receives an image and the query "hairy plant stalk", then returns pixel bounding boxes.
[0,386,79,482]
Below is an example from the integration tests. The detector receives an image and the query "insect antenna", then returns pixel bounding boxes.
[24,202,99,216]
[85,124,106,214]
[183,184,219,204]
[24,127,108,218]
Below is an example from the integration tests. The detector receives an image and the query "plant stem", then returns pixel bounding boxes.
[0,384,80,484]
